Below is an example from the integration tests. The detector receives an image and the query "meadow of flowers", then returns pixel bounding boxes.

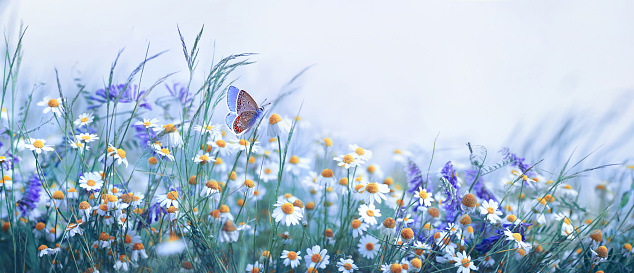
[1,28,633,273]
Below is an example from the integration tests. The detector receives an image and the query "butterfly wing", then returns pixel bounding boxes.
[232,111,260,135]
[225,112,238,129]
[237,89,259,113]
[226,86,240,112]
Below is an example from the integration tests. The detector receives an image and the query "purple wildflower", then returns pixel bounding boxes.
[405,160,426,194]
[500,147,534,176]
[17,173,42,216]
[166,83,194,108]
[441,161,461,223]
[466,169,497,203]
[87,84,152,111]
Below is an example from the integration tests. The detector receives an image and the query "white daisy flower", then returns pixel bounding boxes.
[452,251,478,273]
[194,123,222,139]
[337,258,358,273]
[156,191,180,208]
[77,133,99,143]
[154,123,184,148]
[358,203,381,225]
[245,261,261,273]
[349,144,372,161]
[304,245,330,269]
[267,113,290,138]
[280,250,302,268]
[415,187,435,207]
[155,147,175,161]
[37,96,64,116]
[231,138,259,154]
[74,113,94,126]
[201,180,221,200]
[333,153,364,169]
[285,155,311,176]
[156,237,187,256]
[503,228,531,251]
[193,151,215,165]
[79,172,103,191]
[134,118,160,129]
[131,243,149,261]
[272,200,303,226]
[219,221,239,243]
[24,138,54,154]
[210,139,235,157]
[479,199,503,224]
[358,235,380,259]
[69,139,89,152]
[358,182,389,205]
[351,219,369,238]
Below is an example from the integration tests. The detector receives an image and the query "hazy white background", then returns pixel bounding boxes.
[1,0,633,163]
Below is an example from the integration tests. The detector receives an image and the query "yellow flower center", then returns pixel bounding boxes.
[48,99,60,107]
[344,263,352,270]
[116,149,126,158]
[160,148,169,155]
[507,215,517,222]
[216,139,226,148]
[264,168,272,174]
[342,155,354,164]
[287,251,297,260]
[487,207,495,214]
[563,184,572,189]
[289,156,299,164]
[166,191,179,200]
[281,203,294,214]
[352,219,362,229]
[390,264,402,273]
[244,179,255,188]
[321,169,333,178]
[419,190,428,199]
[163,124,177,133]
[268,113,282,124]
[199,155,209,162]
[52,191,64,200]
[311,253,321,263]
[355,147,365,156]
[324,138,333,147]
[365,242,374,250]
[204,125,213,130]
[366,183,379,193]
[512,233,522,242]
[461,258,470,268]
[143,122,151,127]
[239,139,249,146]
[366,210,374,217]
[33,140,44,149]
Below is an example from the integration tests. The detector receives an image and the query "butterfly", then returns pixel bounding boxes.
[225,86,268,135]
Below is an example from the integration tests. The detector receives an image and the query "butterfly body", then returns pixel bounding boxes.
[225,86,266,135]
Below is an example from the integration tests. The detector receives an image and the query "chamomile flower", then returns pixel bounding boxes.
[358,182,389,205]
[233,138,260,154]
[74,113,94,126]
[201,180,221,199]
[415,187,435,207]
[304,245,330,269]
[334,153,364,169]
[131,243,148,261]
[591,246,608,264]
[260,163,278,183]
[351,219,369,238]
[155,123,184,148]
[272,200,303,226]
[280,250,302,268]
[155,147,175,161]
[453,251,478,273]
[503,229,531,251]
[315,169,336,185]
[37,96,64,116]
[378,217,396,236]
[267,113,290,138]
[193,123,222,139]
[77,133,99,143]
[358,235,381,259]
[156,236,187,255]
[24,138,54,154]
[210,139,235,157]
[156,191,180,208]
[193,151,215,165]
[69,138,89,152]
[358,203,381,225]
[135,118,160,129]
[337,258,358,273]
[479,199,503,224]
[286,155,311,176]
[382,263,406,273]
[349,144,372,161]
[245,261,261,273]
